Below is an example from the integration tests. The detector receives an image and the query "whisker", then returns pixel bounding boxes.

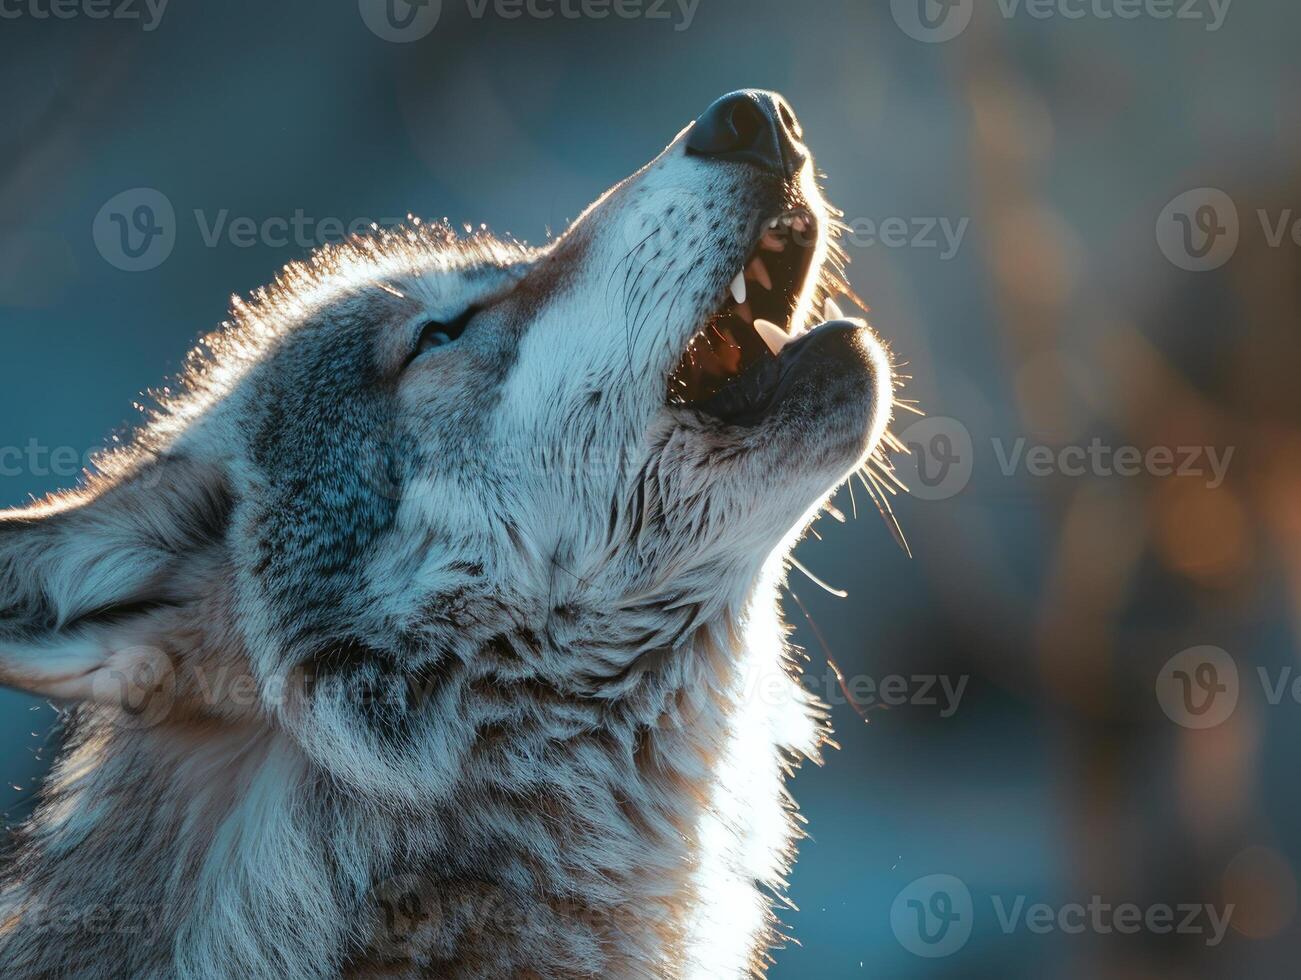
[787,556,848,599]
[785,587,871,723]
[856,468,912,558]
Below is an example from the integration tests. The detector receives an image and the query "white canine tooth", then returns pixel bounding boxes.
[824,297,845,321]
[753,318,792,355]
[729,271,746,305]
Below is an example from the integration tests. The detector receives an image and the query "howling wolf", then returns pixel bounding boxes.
[0,90,897,978]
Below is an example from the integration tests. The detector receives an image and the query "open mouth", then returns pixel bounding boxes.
[667,210,844,425]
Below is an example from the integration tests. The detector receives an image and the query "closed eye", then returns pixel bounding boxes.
[407,306,480,366]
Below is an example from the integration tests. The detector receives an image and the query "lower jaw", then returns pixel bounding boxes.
[688,318,868,427]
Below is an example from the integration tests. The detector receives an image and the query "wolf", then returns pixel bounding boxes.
[0,90,898,978]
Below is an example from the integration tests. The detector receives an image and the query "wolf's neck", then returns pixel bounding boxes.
[0,587,821,979]
[0,715,361,978]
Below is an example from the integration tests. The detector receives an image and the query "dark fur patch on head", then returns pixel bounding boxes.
[246,309,402,643]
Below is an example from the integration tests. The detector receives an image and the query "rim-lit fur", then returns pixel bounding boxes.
[0,117,891,979]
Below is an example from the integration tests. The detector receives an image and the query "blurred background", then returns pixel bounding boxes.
[1,0,1298,976]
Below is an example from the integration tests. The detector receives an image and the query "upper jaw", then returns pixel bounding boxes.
[666,187,851,425]
[726,209,825,351]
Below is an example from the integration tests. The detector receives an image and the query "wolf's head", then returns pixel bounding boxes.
[0,91,894,799]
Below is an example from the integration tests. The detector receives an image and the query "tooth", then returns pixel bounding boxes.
[753,318,792,355]
[767,218,781,230]
[823,297,845,321]
[729,271,746,305]
[748,257,772,290]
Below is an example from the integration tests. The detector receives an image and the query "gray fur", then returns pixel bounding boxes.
[0,114,894,978]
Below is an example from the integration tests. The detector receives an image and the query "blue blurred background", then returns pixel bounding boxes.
[2,0,1300,976]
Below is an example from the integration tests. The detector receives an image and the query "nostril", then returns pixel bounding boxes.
[728,100,765,151]
[777,102,801,140]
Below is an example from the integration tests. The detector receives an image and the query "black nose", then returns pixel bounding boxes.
[685,90,808,180]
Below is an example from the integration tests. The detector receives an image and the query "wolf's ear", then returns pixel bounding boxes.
[0,454,232,702]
